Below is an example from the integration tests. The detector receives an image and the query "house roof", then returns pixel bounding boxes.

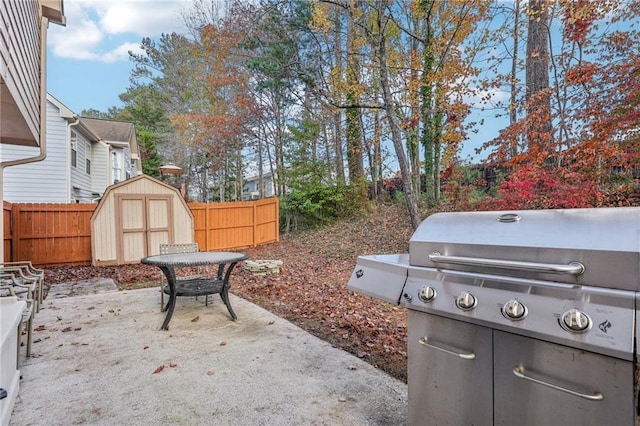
[41,0,66,26]
[80,117,135,144]
[46,93,74,119]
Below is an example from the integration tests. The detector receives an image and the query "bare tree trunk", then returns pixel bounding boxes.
[526,0,552,153]
[373,109,382,197]
[375,7,421,230]
[274,97,286,196]
[333,8,346,183]
[236,148,243,201]
[408,10,421,198]
[510,0,520,158]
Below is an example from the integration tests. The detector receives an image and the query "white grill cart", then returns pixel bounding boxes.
[0,296,25,426]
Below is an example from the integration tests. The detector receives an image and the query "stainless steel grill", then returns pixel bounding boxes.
[347,207,640,425]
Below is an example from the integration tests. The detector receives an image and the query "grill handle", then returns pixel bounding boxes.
[418,337,475,360]
[428,252,585,275]
[512,366,604,401]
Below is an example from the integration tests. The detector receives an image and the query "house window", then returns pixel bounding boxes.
[112,151,122,184]
[86,144,91,175]
[71,132,77,168]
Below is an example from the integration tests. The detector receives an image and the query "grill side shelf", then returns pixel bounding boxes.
[346,254,410,305]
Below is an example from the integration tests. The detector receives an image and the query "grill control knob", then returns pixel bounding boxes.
[502,299,527,320]
[456,291,477,311]
[561,309,592,333]
[419,286,436,302]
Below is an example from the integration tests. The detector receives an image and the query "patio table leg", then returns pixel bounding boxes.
[220,261,239,320]
[220,288,237,320]
[158,265,177,330]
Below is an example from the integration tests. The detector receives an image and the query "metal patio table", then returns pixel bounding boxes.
[141,251,248,330]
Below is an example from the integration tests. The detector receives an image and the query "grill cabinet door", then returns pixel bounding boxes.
[408,311,493,426]
[494,331,634,425]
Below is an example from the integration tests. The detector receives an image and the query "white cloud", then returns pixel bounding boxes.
[100,42,146,63]
[100,1,188,36]
[48,0,188,62]
[466,87,510,107]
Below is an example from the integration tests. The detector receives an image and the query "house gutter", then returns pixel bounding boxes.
[0,17,50,171]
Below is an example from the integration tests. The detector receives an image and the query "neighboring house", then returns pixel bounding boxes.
[79,117,142,198]
[243,171,275,200]
[3,94,142,203]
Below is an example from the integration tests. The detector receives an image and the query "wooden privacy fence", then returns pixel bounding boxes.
[189,198,279,252]
[3,198,279,266]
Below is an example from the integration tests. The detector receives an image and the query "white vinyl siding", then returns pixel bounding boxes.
[3,96,139,203]
[70,133,92,202]
[2,101,70,202]
[91,142,109,196]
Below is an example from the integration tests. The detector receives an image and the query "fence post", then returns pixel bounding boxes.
[11,203,20,262]
[253,201,257,247]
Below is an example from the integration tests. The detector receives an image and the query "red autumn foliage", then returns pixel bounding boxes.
[477,166,603,211]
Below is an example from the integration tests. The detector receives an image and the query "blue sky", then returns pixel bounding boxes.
[47,0,190,114]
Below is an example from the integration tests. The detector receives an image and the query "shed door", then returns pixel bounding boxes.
[116,194,174,263]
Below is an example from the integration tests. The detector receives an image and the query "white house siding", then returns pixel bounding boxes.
[2,101,69,202]
[70,131,93,202]
[242,173,275,200]
[91,142,109,198]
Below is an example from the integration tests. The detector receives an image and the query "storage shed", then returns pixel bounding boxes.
[91,175,194,266]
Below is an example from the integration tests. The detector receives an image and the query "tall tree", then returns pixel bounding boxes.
[345,0,364,182]
[525,0,552,156]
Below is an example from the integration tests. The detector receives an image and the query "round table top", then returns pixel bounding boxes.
[141,251,248,267]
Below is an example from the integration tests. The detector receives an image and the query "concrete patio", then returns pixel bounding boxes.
[9,283,407,425]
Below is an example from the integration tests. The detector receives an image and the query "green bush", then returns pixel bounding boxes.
[280,183,367,232]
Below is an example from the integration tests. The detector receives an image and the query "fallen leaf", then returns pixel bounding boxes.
[153,365,165,374]
[191,316,200,322]
[62,327,72,332]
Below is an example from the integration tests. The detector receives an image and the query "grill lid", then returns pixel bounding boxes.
[408,207,640,291]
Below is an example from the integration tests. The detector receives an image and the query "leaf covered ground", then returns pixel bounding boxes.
[43,203,414,382]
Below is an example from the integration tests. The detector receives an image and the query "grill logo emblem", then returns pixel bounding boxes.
[356,269,364,278]
[598,320,612,333]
